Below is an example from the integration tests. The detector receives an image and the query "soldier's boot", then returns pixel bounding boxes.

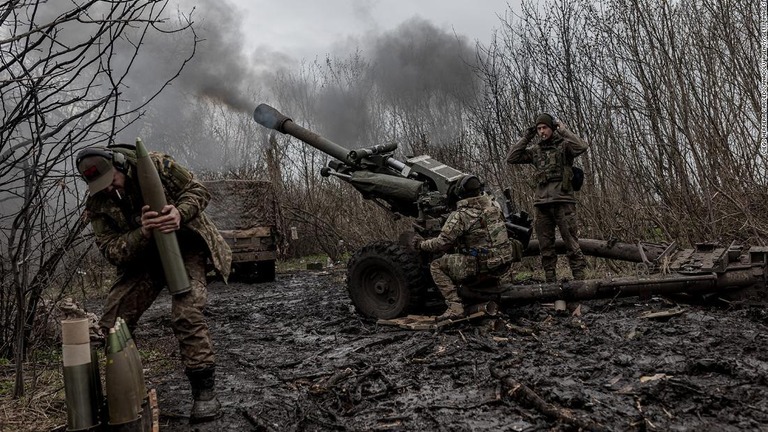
[544,270,557,283]
[436,289,465,321]
[186,366,222,423]
[437,301,465,321]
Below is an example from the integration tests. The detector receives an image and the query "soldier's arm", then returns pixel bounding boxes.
[157,156,210,225]
[90,213,151,266]
[506,133,535,164]
[419,212,463,253]
[558,126,589,157]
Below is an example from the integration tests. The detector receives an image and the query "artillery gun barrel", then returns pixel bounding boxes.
[254,104,351,163]
[254,104,406,172]
[484,267,759,302]
[525,238,667,263]
[348,143,398,162]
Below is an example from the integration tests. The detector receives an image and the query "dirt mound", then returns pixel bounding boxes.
[134,269,768,431]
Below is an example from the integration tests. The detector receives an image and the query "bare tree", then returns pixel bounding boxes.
[0,0,198,397]
[471,0,763,248]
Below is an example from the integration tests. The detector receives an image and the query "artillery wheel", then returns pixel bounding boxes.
[347,241,426,319]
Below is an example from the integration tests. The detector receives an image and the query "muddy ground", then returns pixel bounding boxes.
[132,267,768,432]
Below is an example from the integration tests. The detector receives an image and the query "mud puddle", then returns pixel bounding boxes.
[133,268,768,431]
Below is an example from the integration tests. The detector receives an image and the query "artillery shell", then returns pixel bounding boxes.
[62,319,99,430]
[105,328,140,425]
[135,137,190,295]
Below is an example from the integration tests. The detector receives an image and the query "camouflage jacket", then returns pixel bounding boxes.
[420,194,518,267]
[506,126,588,206]
[84,148,232,281]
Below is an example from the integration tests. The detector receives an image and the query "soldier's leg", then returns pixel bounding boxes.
[172,244,219,422]
[430,255,467,320]
[99,269,163,338]
[535,205,558,282]
[555,203,586,279]
[495,263,515,285]
[430,256,460,303]
[172,248,214,369]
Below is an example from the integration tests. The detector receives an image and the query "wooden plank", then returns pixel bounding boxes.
[377,311,487,330]
[219,226,272,238]
[149,388,159,432]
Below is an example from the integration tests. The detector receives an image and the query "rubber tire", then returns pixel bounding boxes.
[346,241,426,319]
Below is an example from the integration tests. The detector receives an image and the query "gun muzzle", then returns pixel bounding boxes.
[253,103,292,132]
[253,103,353,164]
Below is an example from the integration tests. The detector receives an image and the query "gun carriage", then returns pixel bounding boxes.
[253,104,767,319]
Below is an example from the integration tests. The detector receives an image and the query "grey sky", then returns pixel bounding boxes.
[110,0,518,147]
[228,0,512,63]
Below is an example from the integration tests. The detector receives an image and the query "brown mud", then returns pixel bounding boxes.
[134,268,768,431]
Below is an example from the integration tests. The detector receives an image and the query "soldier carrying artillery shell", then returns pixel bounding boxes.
[76,142,232,423]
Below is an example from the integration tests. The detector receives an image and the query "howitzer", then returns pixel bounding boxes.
[253,104,532,240]
[253,104,767,319]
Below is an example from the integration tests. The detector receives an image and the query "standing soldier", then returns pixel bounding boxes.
[76,144,232,423]
[506,113,589,282]
[415,175,521,321]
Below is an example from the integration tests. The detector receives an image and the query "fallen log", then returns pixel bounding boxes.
[489,363,608,432]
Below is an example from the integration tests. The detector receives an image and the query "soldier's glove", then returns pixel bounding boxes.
[411,234,424,251]
[399,231,424,251]
[525,125,537,139]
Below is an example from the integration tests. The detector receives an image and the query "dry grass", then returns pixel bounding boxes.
[0,341,177,432]
[0,360,67,432]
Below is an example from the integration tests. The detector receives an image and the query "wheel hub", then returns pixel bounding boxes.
[374,280,388,294]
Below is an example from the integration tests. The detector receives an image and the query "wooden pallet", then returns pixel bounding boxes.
[148,388,159,432]
[377,311,488,330]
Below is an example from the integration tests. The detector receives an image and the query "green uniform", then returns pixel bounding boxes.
[506,126,588,280]
[419,194,521,302]
[85,148,231,369]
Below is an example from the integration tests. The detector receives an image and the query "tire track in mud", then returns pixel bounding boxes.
[134,269,768,431]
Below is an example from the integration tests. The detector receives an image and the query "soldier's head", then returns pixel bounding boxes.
[76,147,127,196]
[535,113,556,140]
[456,175,483,199]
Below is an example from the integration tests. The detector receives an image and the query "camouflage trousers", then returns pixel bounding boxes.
[534,203,586,276]
[429,254,509,302]
[99,240,215,370]
[430,254,476,302]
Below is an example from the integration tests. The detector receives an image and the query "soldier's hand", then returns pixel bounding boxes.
[139,206,153,238]
[141,204,182,236]
[399,231,424,251]
[525,126,537,139]
[409,233,424,251]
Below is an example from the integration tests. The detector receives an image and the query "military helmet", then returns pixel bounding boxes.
[456,175,483,199]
